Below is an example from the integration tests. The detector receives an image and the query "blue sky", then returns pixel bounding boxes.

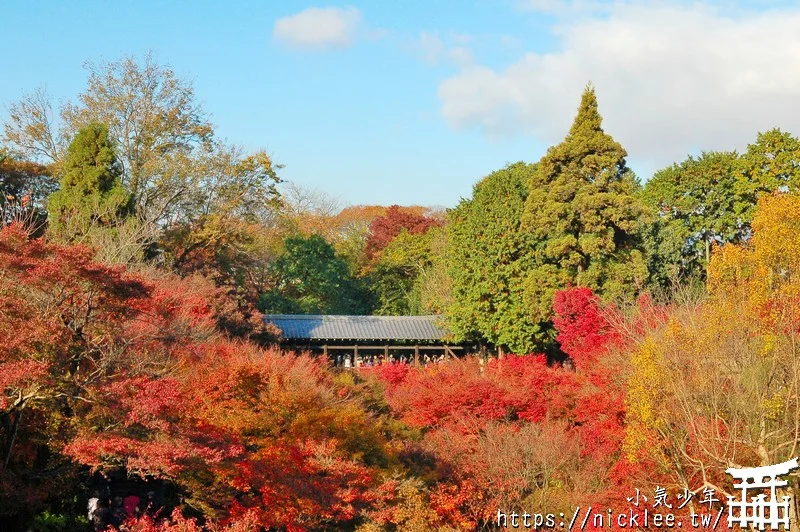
[3,1,800,207]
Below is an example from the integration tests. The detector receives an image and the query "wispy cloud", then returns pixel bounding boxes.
[418,32,445,64]
[517,0,613,15]
[439,2,800,174]
[273,6,363,51]
[414,32,475,67]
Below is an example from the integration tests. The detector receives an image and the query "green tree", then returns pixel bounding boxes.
[368,228,438,315]
[520,85,647,331]
[46,123,135,260]
[4,54,282,252]
[259,234,371,315]
[416,226,452,315]
[642,150,744,283]
[446,161,542,352]
[736,128,800,220]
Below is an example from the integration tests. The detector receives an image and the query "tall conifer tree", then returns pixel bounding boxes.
[520,85,647,327]
[446,162,543,352]
[47,123,133,251]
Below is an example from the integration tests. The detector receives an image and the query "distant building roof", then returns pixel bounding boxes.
[263,314,449,341]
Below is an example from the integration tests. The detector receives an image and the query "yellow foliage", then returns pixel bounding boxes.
[624,337,666,460]
[762,389,786,423]
[707,243,752,294]
[751,193,800,277]
[624,193,800,493]
[759,334,777,358]
[708,194,800,331]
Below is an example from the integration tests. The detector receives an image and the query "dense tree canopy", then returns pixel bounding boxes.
[368,228,439,315]
[642,150,743,282]
[259,234,371,315]
[446,162,541,352]
[3,53,283,258]
[626,193,800,508]
[736,127,800,218]
[46,123,133,252]
[0,225,157,514]
[8,55,800,530]
[520,86,647,343]
[0,225,393,528]
[642,129,800,285]
[364,205,442,261]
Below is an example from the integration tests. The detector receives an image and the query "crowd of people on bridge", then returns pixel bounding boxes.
[333,352,448,368]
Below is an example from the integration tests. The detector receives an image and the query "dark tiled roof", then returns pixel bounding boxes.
[263,314,449,341]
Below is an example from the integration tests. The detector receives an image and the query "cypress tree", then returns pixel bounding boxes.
[520,85,647,327]
[48,123,132,242]
[446,162,545,353]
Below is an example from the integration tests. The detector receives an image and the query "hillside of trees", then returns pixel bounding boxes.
[3,54,800,530]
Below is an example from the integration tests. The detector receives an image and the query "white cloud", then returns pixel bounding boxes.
[273,6,362,50]
[439,2,800,174]
[447,47,474,67]
[449,31,473,45]
[517,0,614,16]
[419,32,446,64]
[415,32,475,67]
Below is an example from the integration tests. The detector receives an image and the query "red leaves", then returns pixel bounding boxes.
[362,287,639,525]
[0,360,47,409]
[1,224,672,529]
[553,286,617,367]
[364,205,443,260]
[380,356,582,431]
[118,508,262,532]
[64,337,386,528]
[99,376,186,431]
[369,360,412,385]
[430,480,483,528]
[224,439,376,529]
[65,435,209,477]
[380,360,512,430]
[488,354,581,423]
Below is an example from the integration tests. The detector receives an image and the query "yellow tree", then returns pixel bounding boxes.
[625,193,800,518]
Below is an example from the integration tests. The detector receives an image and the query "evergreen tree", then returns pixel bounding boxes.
[47,123,133,248]
[736,128,800,220]
[642,150,743,283]
[520,85,647,328]
[446,162,543,352]
[642,129,800,286]
[259,234,372,315]
[368,229,437,316]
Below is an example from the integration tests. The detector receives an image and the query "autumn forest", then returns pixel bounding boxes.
[3,54,800,531]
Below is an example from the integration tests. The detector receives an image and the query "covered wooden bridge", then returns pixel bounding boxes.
[263,314,464,367]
